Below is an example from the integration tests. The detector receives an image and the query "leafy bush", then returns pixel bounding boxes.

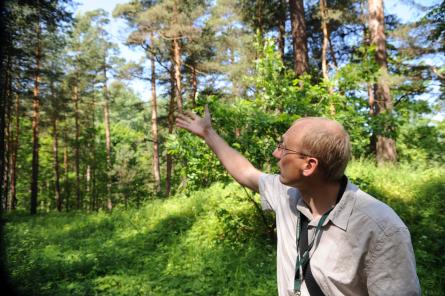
[4,161,445,295]
[4,183,276,296]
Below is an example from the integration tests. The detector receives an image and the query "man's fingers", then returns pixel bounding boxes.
[204,104,210,120]
[176,113,193,123]
[176,118,190,127]
[185,111,197,120]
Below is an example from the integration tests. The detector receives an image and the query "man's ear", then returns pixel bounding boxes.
[302,157,318,177]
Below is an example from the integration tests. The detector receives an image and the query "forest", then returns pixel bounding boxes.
[0,0,444,295]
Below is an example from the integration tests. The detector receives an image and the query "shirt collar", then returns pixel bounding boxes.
[295,177,357,231]
[329,180,357,231]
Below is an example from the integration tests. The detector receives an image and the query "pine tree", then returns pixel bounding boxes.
[368,0,397,163]
[289,0,309,76]
[2,0,72,214]
[114,0,163,194]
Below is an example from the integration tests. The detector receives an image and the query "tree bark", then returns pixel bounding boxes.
[30,15,41,215]
[3,81,11,211]
[328,36,338,69]
[0,0,7,214]
[320,0,329,83]
[190,64,197,107]
[320,0,335,115]
[73,83,81,209]
[149,37,161,193]
[10,93,19,210]
[63,143,70,212]
[90,94,97,211]
[277,0,286,63]
[289,0,309,76]
[368,0,397,163]
[52,118,61,211]
[86,164,91,210]
[166,64,176,196]
[103,60,113,211]
[2,56,12,211]
[172,38,183,112]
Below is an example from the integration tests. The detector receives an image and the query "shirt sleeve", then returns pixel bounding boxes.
[365,227,421,296]
[259,173,283,212]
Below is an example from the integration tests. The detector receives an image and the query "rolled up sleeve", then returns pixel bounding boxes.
[259,173,283,212]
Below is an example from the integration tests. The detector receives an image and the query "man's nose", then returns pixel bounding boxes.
[272,148,281,160]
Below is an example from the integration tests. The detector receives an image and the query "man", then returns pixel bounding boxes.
[176,106,420,296]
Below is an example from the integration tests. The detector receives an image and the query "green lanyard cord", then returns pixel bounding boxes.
[294,209,332,294]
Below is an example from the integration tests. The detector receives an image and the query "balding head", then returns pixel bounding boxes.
[288,117,351,181]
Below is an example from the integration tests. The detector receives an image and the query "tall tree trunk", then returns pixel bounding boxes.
[86,165,91,211]
[165,65,176,196]
[49,80,61,211]
[63,143,70,212]
[320,0,335,115]
[10,93,19,210]
[190,64,197,107]
[320,0,329,83]
[149,38,161,193]
[368,83,376,115]
[3,83,11,211]
[52,118,61,211]
[73,83,81,209]
[289,0,309,76]
[103,61,113,210]
[368,0,396,163]
[0,0,7,214]
[172,38,183,112]
[362,22,377,154]
[30,15,41,215]
[90,94,97,211]
[328,36,338,69]
[3,58,12,211]
[277,0,286,62]
[91,159,96,211]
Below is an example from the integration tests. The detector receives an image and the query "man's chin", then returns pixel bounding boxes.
[279,175,289,185]
[279,175,299,188]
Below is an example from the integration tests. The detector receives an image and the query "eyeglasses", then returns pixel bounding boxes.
[276,142,310,157]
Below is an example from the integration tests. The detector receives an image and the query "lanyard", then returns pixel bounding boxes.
[293,209,332,296]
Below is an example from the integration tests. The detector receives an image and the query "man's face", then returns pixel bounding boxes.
[273,122,309,187]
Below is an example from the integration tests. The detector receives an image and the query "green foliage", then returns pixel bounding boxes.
[167,130,230,191]
[5,183,276,295]
[4,162,445,295]
[397,118,445,163]
[109,122,152,206]
[167,97,293,192]
[168,39,379,191]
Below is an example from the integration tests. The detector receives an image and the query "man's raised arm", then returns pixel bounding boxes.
[176,105,262,192]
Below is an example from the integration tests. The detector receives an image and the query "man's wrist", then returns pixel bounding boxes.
[203,126,216,142]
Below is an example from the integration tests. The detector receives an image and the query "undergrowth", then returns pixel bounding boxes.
[3,160,445,295]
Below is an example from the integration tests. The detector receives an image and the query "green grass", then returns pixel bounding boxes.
[4,183,276,296]
[3,160,445,295]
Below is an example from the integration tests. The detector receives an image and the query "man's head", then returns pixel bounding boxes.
[273,117,351,186]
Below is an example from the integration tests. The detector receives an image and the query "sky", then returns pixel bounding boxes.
[74,0,443,112]
[74,0,148,100]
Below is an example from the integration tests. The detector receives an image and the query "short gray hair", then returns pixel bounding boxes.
[297,118,351,181]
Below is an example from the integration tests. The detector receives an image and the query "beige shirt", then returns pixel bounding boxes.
[259,174,420,296]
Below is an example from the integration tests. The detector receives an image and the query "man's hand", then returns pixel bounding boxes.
[176,105,212,139]
[175,104,261,192]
